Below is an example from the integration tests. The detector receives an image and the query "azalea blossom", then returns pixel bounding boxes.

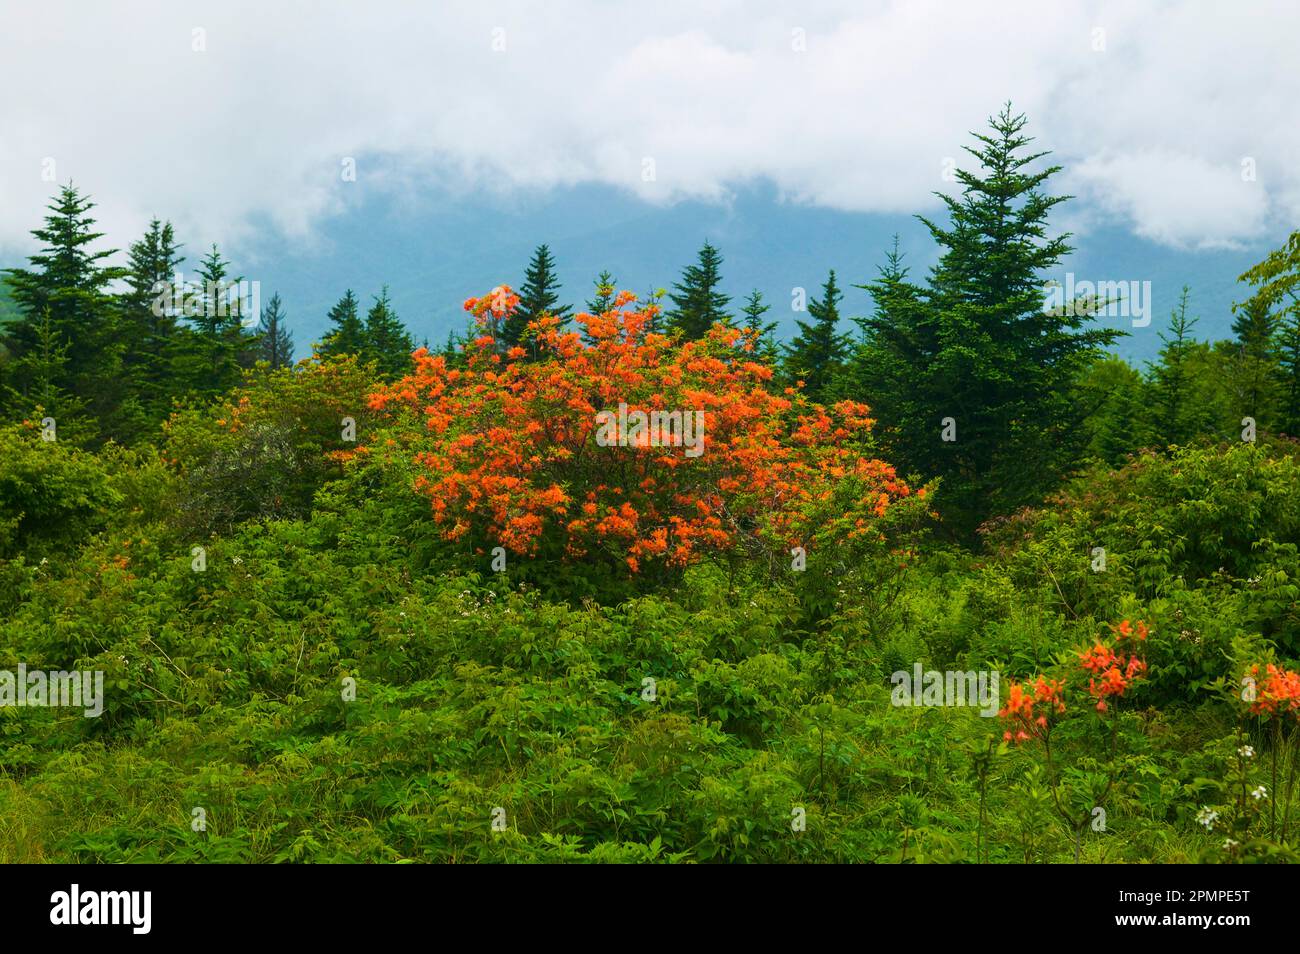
[368,286,919,574]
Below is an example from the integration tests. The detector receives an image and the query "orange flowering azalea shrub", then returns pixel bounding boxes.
[998,676,1066,744]
[1245,662,1300,718]
[367,286,919,580]
[996,619,1152,860]
[1000,619,1150,742]
[1079,619,1149,712]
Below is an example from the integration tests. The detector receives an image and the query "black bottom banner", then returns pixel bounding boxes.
[2,863,1279,940]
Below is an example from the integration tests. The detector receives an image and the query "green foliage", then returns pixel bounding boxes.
[6,127,1300,866]
[160,356,380,537]
[1,185,129,443]
[319,289,366,358]
[739,289,780,366]
[3,430,1294,863]
[256,293,294,369]
[1075,355,1153,466]
[0,422,121,562]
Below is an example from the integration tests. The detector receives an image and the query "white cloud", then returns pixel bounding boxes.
[1070,151,1269,249]
[0,0,1295,261]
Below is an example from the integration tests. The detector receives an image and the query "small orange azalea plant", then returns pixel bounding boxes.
[1243,662,1300,846]
[997,619,1150,860]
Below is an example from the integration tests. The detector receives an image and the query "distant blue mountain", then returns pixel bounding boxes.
[235,182,1270,367]
[2,182,1277,368]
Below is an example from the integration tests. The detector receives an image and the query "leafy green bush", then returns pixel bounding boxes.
[0,422,120,561]
[161,356,380,537]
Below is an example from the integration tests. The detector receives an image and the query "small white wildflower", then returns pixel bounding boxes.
[1252,785,1268,800]
[1239,745,1255,759]
[1196,806,1219,829]
[231,556,243,565]
[1223,838,1239,850]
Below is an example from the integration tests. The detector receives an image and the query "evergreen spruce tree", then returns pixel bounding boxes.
[1147,286,1201,446]
[363,286,414,378]
[1077,356,1152,466]
[321,289,366,357]
[850,106,1121,534]
[1275,313,1300,436]
[257,292,294,369]
[587,270,617,316]
[845,236,927,409]
[2,184,127,437]
[1227,296,1278,430]
[1232,295,1276,356]
[440,328,466,368]
[122,218,185,425]
[1239,230,1300,435]
[187,245,238,337]
[783,270,849,402]
[580,270,618,345]
[0,307,89,437]
[506,244,571,348]
[667,241,731,339]
[643,288,667,337]
[170,244,249,399]
[740,289,780,365]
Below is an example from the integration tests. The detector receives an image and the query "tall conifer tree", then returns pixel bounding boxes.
[1239,230,1300,434]
[507,244,571,347]
[173,243,247,398]
[740,289,780,366]
[321,289,366,357]
[2,183,127,437]
[783,271,848,402]
[852,105,1121,533]
[122,218,185,425]
[667,241,731,339]
[257,292,294,369]
[1147,286,1208,445]
[364,286,414,377]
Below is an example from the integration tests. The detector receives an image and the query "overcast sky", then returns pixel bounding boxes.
[1,0,1296,262]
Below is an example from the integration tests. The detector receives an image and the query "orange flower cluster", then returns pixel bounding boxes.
[1111,619,1149,641]
[367,286,916,573]
[999,619,1152,742]
[1246,663,1300,718]
[999,677,1066,744]
[1078,619,1149,711]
